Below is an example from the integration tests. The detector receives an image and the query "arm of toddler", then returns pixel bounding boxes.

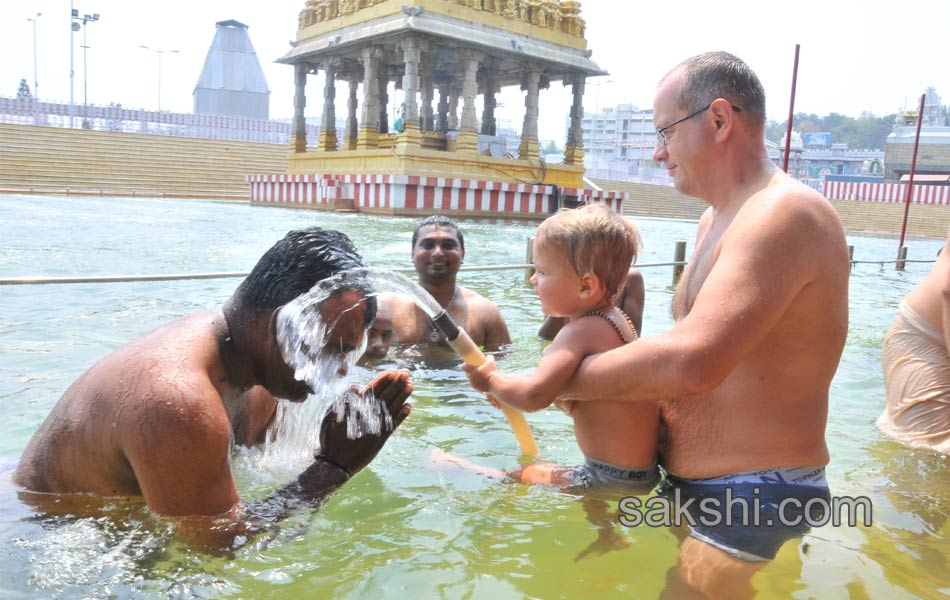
[465,329,587,412]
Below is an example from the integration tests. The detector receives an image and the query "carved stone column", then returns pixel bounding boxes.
[345,78,359,150]
[291,63,308,153]
[357,46,381,149]
[480,63,497,136]
[436,85,449,132]
[377,71,389,134]
[317,58,339,151]
[420,55,435,132]
[518,68,541,160]
[396,36,423,150]
[456,49,482,155]
[448,87,460,131]
[563,72,585,164]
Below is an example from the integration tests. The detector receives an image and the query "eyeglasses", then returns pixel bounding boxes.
[655,103,742,145]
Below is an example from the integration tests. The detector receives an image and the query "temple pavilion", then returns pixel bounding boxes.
[248,0,625,217]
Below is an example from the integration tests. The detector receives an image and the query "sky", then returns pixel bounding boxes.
[2,0,948,144]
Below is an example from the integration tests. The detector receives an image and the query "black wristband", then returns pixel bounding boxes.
[314,453,353,477]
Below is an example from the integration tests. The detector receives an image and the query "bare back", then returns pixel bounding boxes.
[660,175,849,477]
[15,309,250,515]
[904,233,950,334]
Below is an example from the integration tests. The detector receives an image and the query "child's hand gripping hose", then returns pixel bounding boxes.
[432,310,539,457]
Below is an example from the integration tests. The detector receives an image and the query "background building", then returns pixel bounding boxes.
[193,20,270,120]
[884,88,950,183]
[580,104,654,163]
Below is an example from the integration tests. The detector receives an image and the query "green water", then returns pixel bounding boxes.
[1,194,948,599]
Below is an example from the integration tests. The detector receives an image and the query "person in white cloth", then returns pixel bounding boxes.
[880,229,950,454]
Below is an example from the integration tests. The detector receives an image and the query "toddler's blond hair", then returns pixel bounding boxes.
[535,204,641,300]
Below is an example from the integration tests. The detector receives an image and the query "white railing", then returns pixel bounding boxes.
[584,159,674,186]
[0,96,319,145]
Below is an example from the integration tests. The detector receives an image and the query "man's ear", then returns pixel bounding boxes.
[709,98,735,141]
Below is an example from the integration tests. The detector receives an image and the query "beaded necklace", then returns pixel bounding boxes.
[582,308,638,344]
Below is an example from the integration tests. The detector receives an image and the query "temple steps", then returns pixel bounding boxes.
[0,123,287,200]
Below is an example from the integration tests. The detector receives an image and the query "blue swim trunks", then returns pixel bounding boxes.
[567,458,660,493]
[660,466,830,562]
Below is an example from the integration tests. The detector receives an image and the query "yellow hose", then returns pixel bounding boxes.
[447,328,539,457]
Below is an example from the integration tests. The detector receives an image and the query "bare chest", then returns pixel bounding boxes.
[672,234,722,319]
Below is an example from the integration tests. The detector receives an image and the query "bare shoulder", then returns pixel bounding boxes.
[141,364,230,433]
[459,286,503,315]
[755,177,840,226]
[459,285,510,346]
[106,315,232,446]
[553,314,627,355]
[713,177,850,307]
[739,176,846,253]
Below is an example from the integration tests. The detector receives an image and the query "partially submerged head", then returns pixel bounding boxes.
[533,204,640,307]
[228,227,377,399]
[411,215,465,283]
[363,292,397,360]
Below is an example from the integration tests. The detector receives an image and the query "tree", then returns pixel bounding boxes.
[16,78,32,101]
[767,110,897,150]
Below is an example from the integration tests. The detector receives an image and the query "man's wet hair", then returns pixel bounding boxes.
[411,215,465,251]
[232,227,376,324]
[671,51,766,128]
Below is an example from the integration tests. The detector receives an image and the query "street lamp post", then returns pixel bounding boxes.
[140,46,179,112]
[27,12,41,104]
[74,12,99,129]
[69,3,76,128]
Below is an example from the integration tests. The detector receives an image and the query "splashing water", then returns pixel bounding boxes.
[262,268,444,471]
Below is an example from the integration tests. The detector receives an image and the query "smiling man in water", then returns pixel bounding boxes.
[383,215,511,354]
[15,227,413,545]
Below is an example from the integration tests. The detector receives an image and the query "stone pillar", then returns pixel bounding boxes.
[378,72,389,134]
[456,49,482,154]
[448,87,460,130]
[291,63,308,153]
[518,68,541,160]
[317,59,339,151]
[563,73,585,165]
[436,85,449,132]
[357,46,381,149]
[421,56,435,132]
[480,65,497,136]
[396,36,423,150]
[345,78,359,150]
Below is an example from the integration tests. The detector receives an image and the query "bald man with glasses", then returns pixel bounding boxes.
[558,52,850,597]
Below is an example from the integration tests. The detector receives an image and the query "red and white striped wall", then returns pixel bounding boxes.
[824,181,950,205]
[247,173,346,206]
[561,187,625,213]
[247,173,627,216]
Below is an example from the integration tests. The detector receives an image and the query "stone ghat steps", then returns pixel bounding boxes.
[591,179,706,221]
[0,124,287,199]
[593,178,950,239]
[829,199,950,239]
